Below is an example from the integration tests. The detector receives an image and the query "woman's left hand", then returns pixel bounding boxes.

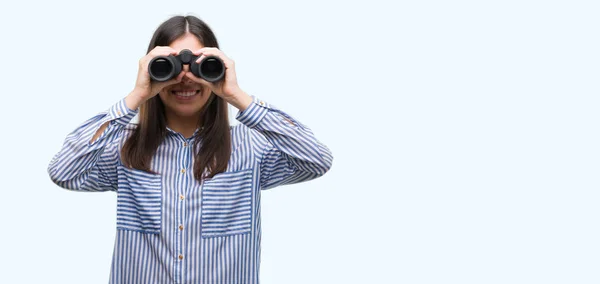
[186,47,243,101]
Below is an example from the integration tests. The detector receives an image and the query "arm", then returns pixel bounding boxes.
[47,97,139,192]
[235,96,333,190]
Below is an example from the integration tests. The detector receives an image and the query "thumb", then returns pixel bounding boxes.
[156,71,186,91]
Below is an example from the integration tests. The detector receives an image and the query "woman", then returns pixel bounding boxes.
[47,15,333,283]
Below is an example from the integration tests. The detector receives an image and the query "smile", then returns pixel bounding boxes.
[171,90,201,100]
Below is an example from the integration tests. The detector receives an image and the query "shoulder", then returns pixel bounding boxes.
[124,123,138,138]
[115,123,138,149]
[229,123,250,146]
[229,123,269,159]
[230,123,267,144]
[124,122,138,132]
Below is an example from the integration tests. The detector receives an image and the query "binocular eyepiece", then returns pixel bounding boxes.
[148,49,225,82]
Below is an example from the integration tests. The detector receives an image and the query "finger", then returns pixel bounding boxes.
[175,70,187,81]
[151,46,178,57]
[193,48,222,62]
[143,48,178,66]
[195,54,234,72]
[195,51,234,70]
[195,54,207,64]
[192,47,219,55]
[156,71,185,89]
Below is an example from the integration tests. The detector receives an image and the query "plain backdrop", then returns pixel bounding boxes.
[0,0,599,283]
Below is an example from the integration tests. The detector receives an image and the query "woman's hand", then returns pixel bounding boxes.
[185,47,252,110]
[126,46,187,110]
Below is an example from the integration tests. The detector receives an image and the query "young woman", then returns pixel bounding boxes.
[47,15,333,283]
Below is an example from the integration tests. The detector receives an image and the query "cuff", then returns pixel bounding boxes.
[108,98,139,126]
[235,96,270,128]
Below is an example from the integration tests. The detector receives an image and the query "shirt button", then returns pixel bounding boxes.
[183,142,188,147]
[179,194,185,200]
[179,254,184,260]
[181,169,186,174]
[259,101,265,106]
[179,225,184,230]
[117,111,122,115]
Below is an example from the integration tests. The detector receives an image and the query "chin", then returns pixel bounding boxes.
[172,104,206,116]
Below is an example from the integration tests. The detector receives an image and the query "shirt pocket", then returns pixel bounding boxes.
[116,166,163,234]
[201,168,254,238]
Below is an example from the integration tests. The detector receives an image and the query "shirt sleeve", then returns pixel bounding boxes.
[235,96,333,190]
[47,98,139,192]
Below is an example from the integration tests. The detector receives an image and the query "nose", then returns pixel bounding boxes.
[182,74,194,84]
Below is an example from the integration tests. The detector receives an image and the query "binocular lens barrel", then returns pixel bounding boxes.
[148,50,225,83]
[149,58,180,80]
[199,58,225,81]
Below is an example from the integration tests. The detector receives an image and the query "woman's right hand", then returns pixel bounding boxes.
[126,46,185,110]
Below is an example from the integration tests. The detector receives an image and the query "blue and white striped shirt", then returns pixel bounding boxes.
[47,95,333,283]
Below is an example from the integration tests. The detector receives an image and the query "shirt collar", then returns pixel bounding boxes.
[166,126,204,139]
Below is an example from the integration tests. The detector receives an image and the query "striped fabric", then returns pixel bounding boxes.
[47,95,333,283]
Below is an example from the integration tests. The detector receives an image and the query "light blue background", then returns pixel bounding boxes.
[0,0,598,283]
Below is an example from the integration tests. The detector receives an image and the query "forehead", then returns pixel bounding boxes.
[169,33,204,52]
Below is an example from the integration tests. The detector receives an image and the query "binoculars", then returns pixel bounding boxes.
[148,49,225,82]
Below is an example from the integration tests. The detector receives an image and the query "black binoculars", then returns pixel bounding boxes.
[148,49,225,82]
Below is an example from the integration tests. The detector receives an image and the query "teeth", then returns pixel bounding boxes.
[173,90,198,97]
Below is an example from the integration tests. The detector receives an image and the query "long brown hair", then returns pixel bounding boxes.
[121,15,231,182]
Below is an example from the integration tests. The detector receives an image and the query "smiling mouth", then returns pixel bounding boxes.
[171,90,201,97]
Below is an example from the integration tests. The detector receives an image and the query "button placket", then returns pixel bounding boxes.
[176,136,191,275]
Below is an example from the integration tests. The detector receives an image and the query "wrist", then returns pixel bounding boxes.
[227,89,253,112]
[125,90,146,111]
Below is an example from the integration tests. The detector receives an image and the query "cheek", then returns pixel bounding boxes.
[157,91,171,104]
[160,88,172,97]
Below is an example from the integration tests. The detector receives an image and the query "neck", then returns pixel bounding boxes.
[165,112,202,139]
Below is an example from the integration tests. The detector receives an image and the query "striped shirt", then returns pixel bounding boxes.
[47,95,333,283]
